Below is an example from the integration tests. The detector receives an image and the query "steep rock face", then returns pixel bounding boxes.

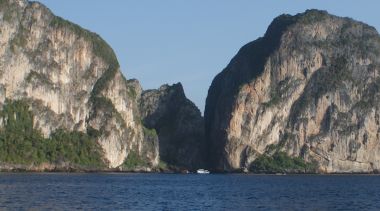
[140,83,205,169]
[0,0,158,168]
[205,10,380,173]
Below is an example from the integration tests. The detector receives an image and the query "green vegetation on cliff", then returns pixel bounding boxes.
[250,151,317,173]
[143,126,157,138]
[0,99,105,168]
[89,96,126,128]
[121,150,149,170]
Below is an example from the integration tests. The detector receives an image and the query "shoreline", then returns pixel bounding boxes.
[1,169,379,175]
[1,163,379,175]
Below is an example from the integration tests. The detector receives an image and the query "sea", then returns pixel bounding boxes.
[0,173,379,210]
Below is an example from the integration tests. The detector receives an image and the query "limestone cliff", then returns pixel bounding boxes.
[0,0,158,169]
[140,83,206,170]
[205,10,380,173]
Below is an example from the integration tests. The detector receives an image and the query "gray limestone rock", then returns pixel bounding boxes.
[205,10,380,173]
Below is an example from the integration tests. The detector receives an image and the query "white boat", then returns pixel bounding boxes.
[196,169,210,174]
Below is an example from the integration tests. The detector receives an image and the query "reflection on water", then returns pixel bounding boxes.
[0,173,379,210]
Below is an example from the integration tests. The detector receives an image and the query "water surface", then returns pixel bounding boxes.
[0,173,379,210]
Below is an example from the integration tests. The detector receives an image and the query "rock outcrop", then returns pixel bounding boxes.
[205,10,380,173]
[6,1,377,174]
[140,83,206,170]
[0,0,158,168]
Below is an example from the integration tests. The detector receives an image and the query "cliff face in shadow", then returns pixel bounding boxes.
[140,83,206,170]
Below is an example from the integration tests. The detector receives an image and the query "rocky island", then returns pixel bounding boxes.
[0,0,204,172]
[1,0,380,174]
[205,10,380,173]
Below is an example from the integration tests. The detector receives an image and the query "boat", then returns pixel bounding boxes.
[196,169,210,174]
[275,173,286,176]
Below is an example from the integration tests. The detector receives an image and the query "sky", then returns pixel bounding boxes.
[37,0,380,113]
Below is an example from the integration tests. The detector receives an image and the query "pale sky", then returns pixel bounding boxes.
[37,0,380,114]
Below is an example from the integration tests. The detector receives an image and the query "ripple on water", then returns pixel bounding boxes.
[0,173,380,210]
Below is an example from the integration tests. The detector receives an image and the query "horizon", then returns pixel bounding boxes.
[37,0,380,114]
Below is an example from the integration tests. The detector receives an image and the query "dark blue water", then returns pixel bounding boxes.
[0,173,379,210]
